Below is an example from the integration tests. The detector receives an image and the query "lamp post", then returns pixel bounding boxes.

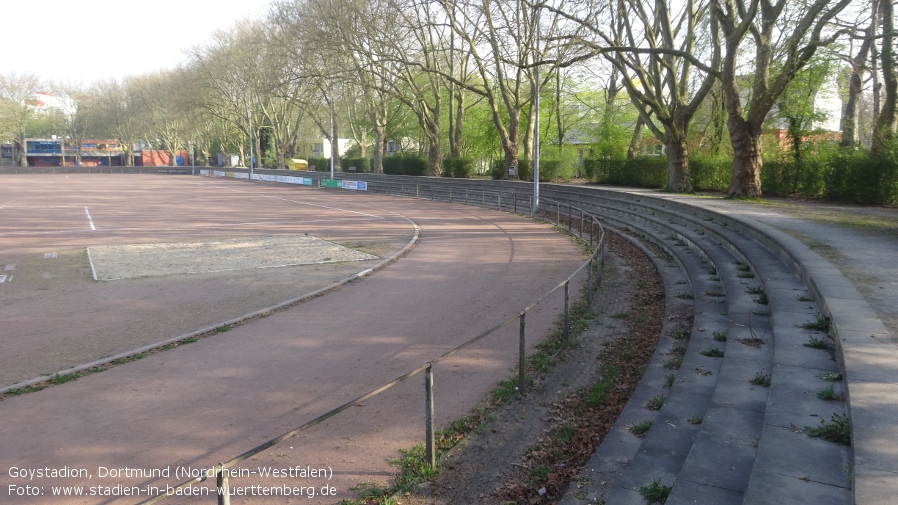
[532,4,541,216]
[328,91,335,179]
[247,97,254,178]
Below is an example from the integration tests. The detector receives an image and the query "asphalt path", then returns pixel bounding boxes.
[0,175,586,504]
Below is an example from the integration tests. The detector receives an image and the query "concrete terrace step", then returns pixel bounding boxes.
[293,172,890,504]
[548,189,850,504]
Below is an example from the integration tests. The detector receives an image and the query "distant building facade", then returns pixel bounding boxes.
[19,137,126,167]
[6,138,190,167]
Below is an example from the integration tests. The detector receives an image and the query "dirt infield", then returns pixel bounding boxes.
[0,174,586,504]
[0,175,412,387]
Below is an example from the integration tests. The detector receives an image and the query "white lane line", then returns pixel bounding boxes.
[86,248,98,281]
[84,207,96,230]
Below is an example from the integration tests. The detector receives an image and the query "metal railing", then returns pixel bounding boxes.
[138,186,605,505]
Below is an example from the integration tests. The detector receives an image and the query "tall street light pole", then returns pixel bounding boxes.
[532,5,541,216]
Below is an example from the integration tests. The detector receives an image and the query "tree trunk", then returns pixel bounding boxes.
[627,116,645,159]
[872,0,897,156]
[727,119,763,197]
[427,136,441,177]
[841,0,876,148]
[276,146,286,170]
[450,86,464,158]
[503,142,519,179]
[372,115,385,174]
[665,133,691,192]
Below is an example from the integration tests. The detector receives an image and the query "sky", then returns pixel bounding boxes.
[6,0,275,87]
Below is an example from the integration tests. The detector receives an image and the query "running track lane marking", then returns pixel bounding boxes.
[84,207,96,230]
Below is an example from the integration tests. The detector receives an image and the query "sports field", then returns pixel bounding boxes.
[0,174,586,504]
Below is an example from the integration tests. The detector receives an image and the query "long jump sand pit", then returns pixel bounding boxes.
[88,235,378,280]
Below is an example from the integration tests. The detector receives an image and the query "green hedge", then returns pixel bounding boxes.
[489,158,560,182]
[823,150,898,204]
[307,157,331,172]
[579,144,898,203]
[383,154,427,176]
[442,156,474,178]
[583,156,668,188]
[688,155,731,192]
[340,157,371,173]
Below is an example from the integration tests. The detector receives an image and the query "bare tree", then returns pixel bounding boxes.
[713,0,851,197]
[131,71,191,164]
[871,0,897,155]
[0,73,43,166]
[188,22,271,167]
[840,0,879,148]
[89,79,143,166]
[547,0,721,191]
[435,0,542,177]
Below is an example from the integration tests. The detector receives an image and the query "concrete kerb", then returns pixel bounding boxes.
[0,214,421,396]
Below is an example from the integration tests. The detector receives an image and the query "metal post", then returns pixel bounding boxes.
[217,465,230,505]
[580,210,584,238]
[247,93,254,178]
[568,205,572,233]
[532,4,541,216]
[425,363,436,468]
[518,312,526,391]
[587,258,594,308]
[564,280,570,341]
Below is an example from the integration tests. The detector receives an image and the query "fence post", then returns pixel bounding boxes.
[519,312,526,392]
[587,258,594,308]
[580,210,584,238]
[568,205,572,234]
[216,465,230,505]
[425,363,436,469]
[564,280,570,341]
